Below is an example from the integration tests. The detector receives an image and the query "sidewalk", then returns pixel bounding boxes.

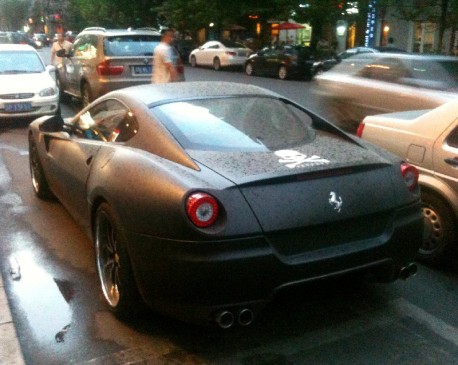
[0,273,25,365]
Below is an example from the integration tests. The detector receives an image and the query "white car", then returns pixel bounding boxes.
[189,40,251,70]
[0,44,59,122]
[357,98,458,265]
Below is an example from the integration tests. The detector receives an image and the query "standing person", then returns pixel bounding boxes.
[152,28,178,84]
[50,32,72,66]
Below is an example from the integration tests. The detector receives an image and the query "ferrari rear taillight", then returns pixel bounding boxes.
[97,60,124,76]
[226,51,237,56]
[356,122,365,137]
[400,163,419,191]
[186,193,219,228]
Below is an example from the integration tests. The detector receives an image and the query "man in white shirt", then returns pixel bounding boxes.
[152,28,178,83]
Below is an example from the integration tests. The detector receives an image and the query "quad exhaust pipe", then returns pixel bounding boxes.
[399,262,417,280]
[215,308,254,329]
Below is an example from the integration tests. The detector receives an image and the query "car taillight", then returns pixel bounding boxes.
[97,60,124,76]
[356,122,365,137]
[400,163,419,191]
[226,51,237,56]
[186,193,219,228]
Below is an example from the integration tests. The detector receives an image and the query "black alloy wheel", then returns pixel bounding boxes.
[213,57,221,71]
[94,203,141,317]
[28,136,53,199]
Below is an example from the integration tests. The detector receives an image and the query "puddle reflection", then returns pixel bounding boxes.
[9,240,73,345]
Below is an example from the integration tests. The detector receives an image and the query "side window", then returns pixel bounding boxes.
[446,125,458,148]
[74,35,97,59]
[73,99,138,142]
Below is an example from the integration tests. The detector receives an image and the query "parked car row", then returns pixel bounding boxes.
[189,40,332,80]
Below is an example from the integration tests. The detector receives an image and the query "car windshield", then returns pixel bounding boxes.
[104,35,161,56]
[152,97,316,152]
[0,51,44,73]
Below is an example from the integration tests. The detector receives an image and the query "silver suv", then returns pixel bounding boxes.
[56,27,162,106]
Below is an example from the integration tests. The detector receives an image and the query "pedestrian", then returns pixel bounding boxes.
[152,28,178,84]
[50,32,72,66]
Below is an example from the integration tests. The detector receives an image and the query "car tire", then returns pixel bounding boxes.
[94,202,143,317]
[213,57,221,71]
[81,82,93,108]
[418,191,457,265]
[278,65,288,80]
[190,55,197,67]
[245,62,254,76]
[28,135,53,200]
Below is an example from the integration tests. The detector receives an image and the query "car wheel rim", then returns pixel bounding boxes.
[420,206,444,253]
[191,56,196,67]
[96,211,120,308]
[279,67,287,79]
[246,63,253,75]
[29,143,41,193]
[214,59,220,70]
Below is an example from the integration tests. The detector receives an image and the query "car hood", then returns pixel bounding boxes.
[0,72,55,93]
[188,134,407,231]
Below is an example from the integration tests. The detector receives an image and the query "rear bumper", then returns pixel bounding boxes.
[126,202,423,324]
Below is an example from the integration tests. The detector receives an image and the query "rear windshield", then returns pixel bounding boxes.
[152,97,316,152]
[104,35,161,56]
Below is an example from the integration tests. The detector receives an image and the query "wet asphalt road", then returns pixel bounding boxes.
[1,53,458,364]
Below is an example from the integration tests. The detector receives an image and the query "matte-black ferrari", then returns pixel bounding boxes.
[28,82,423,327]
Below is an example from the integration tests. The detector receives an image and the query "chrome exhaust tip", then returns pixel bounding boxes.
[215,311,234,329]
[237,308,254,326]
[399,262,417,280]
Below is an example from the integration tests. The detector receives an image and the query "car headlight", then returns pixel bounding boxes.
[39,87,57,97]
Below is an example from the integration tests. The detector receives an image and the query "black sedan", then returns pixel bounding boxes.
[28,82,423,328]
[245,45,322,80]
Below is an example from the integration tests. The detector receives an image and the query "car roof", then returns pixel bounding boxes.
[106,81,281,106]
[78,27,161,37]
[0,43,37,52]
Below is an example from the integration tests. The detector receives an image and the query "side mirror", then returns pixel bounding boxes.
[46,64,56,73]
[39,114,65,132]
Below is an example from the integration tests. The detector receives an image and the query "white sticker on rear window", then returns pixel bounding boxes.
[275,149,330,168]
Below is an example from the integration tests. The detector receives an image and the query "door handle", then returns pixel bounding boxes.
[444,157,458,167]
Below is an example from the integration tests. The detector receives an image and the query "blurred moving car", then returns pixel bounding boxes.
[315,53,458,133]
[0,44,59,121]
[189,40,252,70]
[244,45,322,80]
[358,99,458,265]
[56,27,185,107]
[28,81,422,327]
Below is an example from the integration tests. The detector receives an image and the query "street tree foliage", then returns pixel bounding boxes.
[66,0,163,30]
[0,0,31,31]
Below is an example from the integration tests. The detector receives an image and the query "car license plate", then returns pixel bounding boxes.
[133,65,152,75]
[4,103,32,112]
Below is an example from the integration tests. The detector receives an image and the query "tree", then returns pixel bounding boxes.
[0,0,31,31]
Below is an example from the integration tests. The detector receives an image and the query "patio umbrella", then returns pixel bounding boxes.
[272,22,305,30]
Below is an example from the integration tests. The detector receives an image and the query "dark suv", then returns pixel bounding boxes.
[56,27,184,106]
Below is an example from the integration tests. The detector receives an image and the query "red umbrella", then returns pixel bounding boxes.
[272,22,305,30]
